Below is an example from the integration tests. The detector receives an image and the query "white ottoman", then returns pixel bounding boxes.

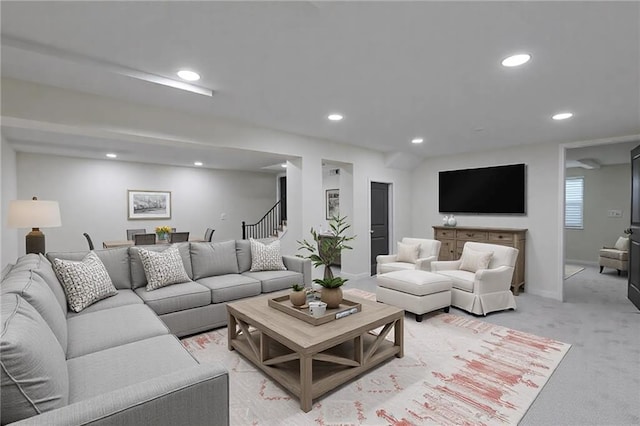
[376,270,452,322]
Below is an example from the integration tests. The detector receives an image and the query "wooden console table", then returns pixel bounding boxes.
[432,226,527,295]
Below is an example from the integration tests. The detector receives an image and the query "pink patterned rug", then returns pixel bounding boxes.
[182,289,570,425]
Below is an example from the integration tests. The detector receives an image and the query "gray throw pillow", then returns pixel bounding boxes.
[138,245,191,291]
[249,238,287,272]
[53,251,118,313]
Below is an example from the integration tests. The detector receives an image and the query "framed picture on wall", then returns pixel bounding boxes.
[128,190,172,220]
[326,189,339,219]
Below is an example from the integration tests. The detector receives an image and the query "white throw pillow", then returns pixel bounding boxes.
[250,238,287,272]
[53,251,118,312]
[459,247,494,273]
[614,237,629,251]
[138,245,191,291]
[397,242,421,263]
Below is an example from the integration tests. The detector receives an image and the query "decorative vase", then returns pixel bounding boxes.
[321,287,343,309]
[290,290,306,307]
[156,232,167,241]
[442,215,449,225]
[447,215,457,227]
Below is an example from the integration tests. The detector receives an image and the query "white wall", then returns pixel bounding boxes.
[412,142,563,300]
[1,136,19,267]
[565,164,631,263]
[15,153,277,254]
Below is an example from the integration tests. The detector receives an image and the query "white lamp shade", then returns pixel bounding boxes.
[8,199,62,229]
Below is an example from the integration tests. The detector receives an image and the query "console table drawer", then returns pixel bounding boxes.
[435,228,456,239]
[457,231,488,241]
[489,232,514,243]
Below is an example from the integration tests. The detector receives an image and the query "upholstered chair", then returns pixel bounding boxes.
[599,236,629,275]
[431,241,518,316]
[376,238,441,275]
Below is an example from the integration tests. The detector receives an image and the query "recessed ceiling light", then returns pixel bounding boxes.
[194,161,203,166]
[106,153,117,158]
[281,164,287,168]
[177,70,200,81]
[411,138,424,144]
[501,53,531,67]
[552,112,573,120]
[328,114,343,121]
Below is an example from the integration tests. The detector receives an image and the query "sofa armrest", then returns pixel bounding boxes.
[415,256,437,271]
[11,365,229,426]
[431,260,462,272]
[376,254,398,264]
[475,266,514,294]
[282,255,312,287]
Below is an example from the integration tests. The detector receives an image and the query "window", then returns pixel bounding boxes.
[565,177,584,229]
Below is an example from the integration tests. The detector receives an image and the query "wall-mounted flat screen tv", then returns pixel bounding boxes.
[438,163,526,214]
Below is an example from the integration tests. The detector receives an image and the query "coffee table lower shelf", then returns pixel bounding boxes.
[227,306,403,412]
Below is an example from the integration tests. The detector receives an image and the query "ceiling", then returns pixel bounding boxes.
[1,1,639,171]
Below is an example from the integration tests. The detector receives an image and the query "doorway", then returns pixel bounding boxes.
[370,182,390,275]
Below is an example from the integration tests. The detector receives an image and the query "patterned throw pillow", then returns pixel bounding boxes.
[53,251,118,313]
[249,238,287,272]
[138,245,191,291]
[459,247,494,273]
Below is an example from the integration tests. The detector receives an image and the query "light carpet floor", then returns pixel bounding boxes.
[564,264,585,280]
[182,289,570,425]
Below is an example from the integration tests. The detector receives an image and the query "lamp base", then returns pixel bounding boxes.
[26,228,45,255]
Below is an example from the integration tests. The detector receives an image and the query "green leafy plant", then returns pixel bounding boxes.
[297,215,356,288]
[292,283,305,292]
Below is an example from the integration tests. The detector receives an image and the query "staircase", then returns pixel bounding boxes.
[242,200,287,240]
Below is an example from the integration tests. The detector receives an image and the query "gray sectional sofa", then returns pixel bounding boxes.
[1,240,311,425]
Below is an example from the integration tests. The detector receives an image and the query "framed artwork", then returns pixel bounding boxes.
[128,190,172,220]
[326,189,339,219]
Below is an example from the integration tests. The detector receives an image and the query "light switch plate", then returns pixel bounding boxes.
[607,210,623,218]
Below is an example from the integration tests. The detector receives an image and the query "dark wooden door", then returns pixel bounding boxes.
[628,144,640,310]
[279,176,287,222]
[371,182,389,275]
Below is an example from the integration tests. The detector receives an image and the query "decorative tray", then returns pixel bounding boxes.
[268,294,362,326]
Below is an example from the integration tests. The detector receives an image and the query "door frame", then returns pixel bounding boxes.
[369,179,394,272]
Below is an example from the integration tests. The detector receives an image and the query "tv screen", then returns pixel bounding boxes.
[438,164,526,214]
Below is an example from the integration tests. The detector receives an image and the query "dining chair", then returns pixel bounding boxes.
[126,228,146,241]
[204,228,215,242]
[169,232,189,243]
[134,233,157,246]
[83,233,95,250]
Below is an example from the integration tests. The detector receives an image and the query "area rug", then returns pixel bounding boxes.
[564,264,585,279]
[182,290,570,425]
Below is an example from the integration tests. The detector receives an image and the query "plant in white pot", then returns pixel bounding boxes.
[297,215,356,308]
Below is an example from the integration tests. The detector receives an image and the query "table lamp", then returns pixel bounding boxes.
[8,196,62,255]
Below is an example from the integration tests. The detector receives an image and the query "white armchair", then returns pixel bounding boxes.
[376,238,441,275]
[431,241,518,316]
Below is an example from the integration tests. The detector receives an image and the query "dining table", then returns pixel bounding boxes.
[102,237,205,249]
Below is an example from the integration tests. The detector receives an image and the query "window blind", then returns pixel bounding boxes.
[565,177,584,229]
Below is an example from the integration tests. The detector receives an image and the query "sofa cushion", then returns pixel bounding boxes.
[31,254,69,315]
[1,294,69,424]
[396,241,420,263]
[190,240,239,280]
[66,335,198,403]
[130,243,193,289]
[459,246,493,273]
[65,289,144,318]
[53,252,118,313]
[235,239,252,273]
[138,246,191,291]
[249,238,287,272]
[1,263,13,281]
[197,274,261,303]
[134,281,211,315]
[66,304,169,359]
[48,247,132,290]
[242,270,302,293]
[1,270,68,351]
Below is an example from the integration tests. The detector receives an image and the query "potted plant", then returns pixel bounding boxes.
[290,283,307,307]
[155,225,171,241]
[298,215,356,308]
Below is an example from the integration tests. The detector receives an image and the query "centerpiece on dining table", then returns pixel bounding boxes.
[155,225,172,241]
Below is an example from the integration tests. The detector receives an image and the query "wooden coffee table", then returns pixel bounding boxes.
[227,292,404,412]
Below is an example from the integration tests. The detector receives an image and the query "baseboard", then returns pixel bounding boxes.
[527,289,563,301]
[341,271,371,281]
[565,259,597,266]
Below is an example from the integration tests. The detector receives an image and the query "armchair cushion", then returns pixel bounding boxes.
[459,246,493,273]
[599,248,629,261]
[397,242,420,263]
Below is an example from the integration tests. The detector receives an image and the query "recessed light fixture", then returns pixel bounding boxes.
[281,164,287,168]
[501,53,531,67]
[327,113,343,121]
[106,153,117,158]
[177,70,200,81]
[552,112,573,120]
[411,138,424,144]
[194,161,203,166]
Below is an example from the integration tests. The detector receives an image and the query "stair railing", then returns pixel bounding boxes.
[242,200,283,240]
